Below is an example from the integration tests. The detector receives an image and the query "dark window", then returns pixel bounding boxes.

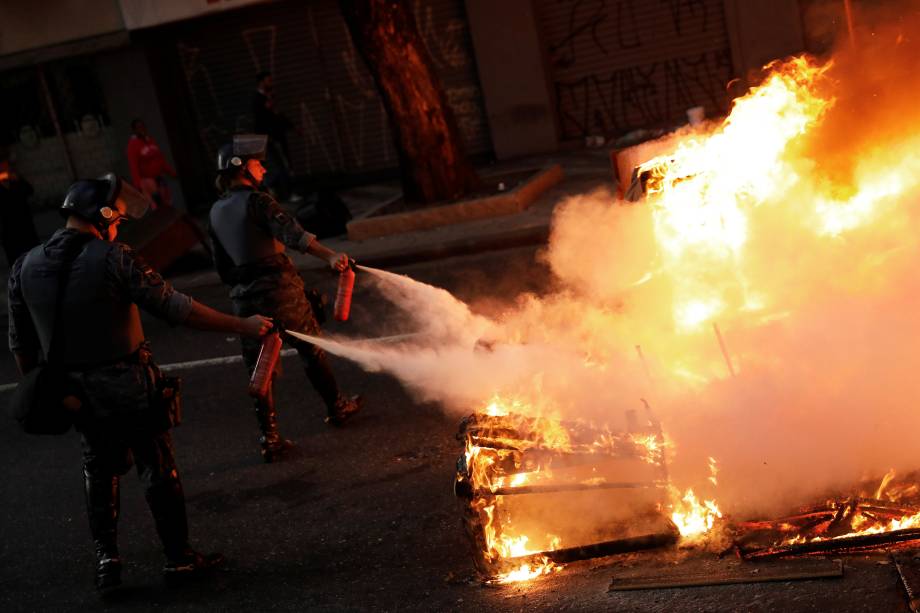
[46,60,110,133]
[0,69,55,146]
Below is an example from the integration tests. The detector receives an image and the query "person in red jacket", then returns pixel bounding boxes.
[125,119,176,209]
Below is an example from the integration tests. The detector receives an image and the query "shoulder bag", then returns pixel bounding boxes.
[8,235,92,434]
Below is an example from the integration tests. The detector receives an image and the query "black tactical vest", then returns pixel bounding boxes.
[209,189,284,266]
[20,236,145,367]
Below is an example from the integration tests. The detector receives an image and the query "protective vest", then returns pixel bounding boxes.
[209,189,284,266]
[20,237,145,368]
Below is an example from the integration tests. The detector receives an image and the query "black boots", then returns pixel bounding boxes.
[146,476,225,582]
[325,394,363,427]
[255,392,294,463]
[85,470,122,593]
[162,549,226,583]
[83,434,222,593]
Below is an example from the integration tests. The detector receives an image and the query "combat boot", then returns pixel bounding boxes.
[85,471,122,594]
[95,554,123,594]
[163,548,225,584]
[325,394,363,427]
[255,401,294,463]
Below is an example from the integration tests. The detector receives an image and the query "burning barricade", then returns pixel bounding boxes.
[454,397,920,585]
[453,396,727,583]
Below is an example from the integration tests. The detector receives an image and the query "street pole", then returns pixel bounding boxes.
[37,66,77,182]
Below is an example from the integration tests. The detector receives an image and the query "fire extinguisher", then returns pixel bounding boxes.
[248,326,282,399]
[334,259,356,322]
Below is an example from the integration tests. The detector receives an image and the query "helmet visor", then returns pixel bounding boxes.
[113,180,151,220]
[233,134,268,160]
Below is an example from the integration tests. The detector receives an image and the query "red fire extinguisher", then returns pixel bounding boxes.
[248,327,282,399]
[334,260,356,321]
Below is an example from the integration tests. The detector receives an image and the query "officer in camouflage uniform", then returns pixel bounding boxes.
[209,135,362,463]
[7,174,272,592]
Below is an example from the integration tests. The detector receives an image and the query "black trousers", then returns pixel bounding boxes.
[80,417,188,559]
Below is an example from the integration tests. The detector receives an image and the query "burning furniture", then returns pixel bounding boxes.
[454,401,679,582]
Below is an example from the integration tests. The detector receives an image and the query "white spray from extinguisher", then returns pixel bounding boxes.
[290,264,494,353]
[355,265,493,343]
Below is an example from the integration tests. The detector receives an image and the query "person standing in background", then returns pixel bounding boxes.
[251,71,300,202]
[0,155,40,267]
[126,118,177,209]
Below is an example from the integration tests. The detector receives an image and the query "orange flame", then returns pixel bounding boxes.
[670,487,723,542]
[641,57,834,335]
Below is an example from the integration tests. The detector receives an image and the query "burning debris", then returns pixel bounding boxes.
[291,17,920,597]
[729,471,920,561]
[453,396,720,583]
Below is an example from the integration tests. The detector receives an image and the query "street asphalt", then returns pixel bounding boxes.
[0,246,914,612]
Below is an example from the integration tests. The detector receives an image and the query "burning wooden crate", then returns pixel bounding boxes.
[454,404,679,582]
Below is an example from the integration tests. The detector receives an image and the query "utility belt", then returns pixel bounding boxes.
[60,344,149,372]
[73,344,182,432]
[225,253,291,286]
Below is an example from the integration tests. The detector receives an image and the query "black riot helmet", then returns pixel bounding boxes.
[216,134,267,173]
[60,173,151,234]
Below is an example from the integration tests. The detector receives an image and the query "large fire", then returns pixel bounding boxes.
[293,22,920,585]
[454,47,920,582]
[640,57,833,336]
[617,52,920,386]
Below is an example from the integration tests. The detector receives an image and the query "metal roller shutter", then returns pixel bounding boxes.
[535,0,736,141]
[167,0,491,180]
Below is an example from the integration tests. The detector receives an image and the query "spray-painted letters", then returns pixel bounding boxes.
[539,0,735,139]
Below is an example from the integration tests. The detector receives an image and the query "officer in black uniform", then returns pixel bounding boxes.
[7,174,272,592]
[209,134,361,462]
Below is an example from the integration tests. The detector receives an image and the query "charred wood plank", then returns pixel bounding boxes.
[852,497,920,517]
[741,528,920,560]
[610,558,842,591]
[503,529,679,568]
[894,553,920,612]
[735,511,836,532]
[482,481,664,497]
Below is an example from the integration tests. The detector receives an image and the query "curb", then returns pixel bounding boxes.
[346,165,563,241]
[344,223,550,270]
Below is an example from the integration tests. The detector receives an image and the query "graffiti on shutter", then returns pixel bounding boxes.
[537,0,736,140]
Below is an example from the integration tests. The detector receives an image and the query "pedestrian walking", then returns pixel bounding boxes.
[7,173,272,593]
[209,134,362,463]
[126,118,177,208]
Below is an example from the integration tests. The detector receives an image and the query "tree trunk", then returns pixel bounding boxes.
[339,0,480,205]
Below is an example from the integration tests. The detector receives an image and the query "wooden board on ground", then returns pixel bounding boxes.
[610,557,843,591]
[893,552,920,612]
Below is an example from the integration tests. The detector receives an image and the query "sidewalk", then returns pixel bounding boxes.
[0,149,616,309]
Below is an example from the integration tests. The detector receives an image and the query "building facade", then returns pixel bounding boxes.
[0,0,817,211]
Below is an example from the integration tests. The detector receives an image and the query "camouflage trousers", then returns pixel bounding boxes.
[231,270,341,415]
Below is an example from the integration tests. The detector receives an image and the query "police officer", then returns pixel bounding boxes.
[209,134,361,463]
[7,174,272,592]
